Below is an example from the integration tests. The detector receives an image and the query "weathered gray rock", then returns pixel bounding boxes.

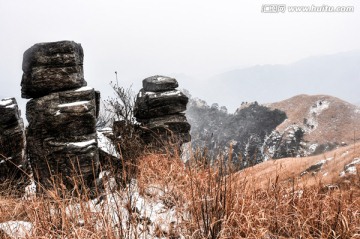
[134,76,191,148]
[0,98,28,192]
[140,114,191,145]
[26,87,99,192]
[21,66,86,99]
[143,75,178,92]
[264,125,306,160]
[21,41,86,99]
[134,89,188,119]
[22,41,84,73]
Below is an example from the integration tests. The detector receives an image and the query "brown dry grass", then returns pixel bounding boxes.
[268,94,360,144]
[0,145,359,238]
[234,143,360,189]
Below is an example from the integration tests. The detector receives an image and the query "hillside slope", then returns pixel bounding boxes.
[268,94,360,150]
[234,142,360,190]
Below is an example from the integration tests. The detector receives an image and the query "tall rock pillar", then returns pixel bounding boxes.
[21,41,100,194]
[0,98,27,193]
[134,75,191,149]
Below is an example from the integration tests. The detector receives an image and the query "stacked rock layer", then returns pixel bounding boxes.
[134,75,191,147]
[0,98,27,191]
[22,41,99,193]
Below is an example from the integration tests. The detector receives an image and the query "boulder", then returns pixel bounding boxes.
[27,134,99,192]
[142,75,178,92]
[21,66,86,99]
[26,87,99,192]
[0,98,28,192]
[134,89,188,119]
[22,41,84,73]
[21,41,86,99]
[140,114,191,145]
[134,76,191,149]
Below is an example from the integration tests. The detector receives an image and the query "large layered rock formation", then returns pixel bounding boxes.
[21,41,85,99]
[0,98,28,191]
[22,41,99,193]
[134,76,191,147]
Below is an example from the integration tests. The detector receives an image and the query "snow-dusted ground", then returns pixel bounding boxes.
[97,128,120,158]
[0,221,33,239]
[340,158,360,177]
[2,179,185,239]
[305,100,330,133]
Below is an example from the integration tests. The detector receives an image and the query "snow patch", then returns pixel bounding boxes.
[62,179,183,238]
[97,130,120,158]
[75,86,93,92]
[304,100,330,133]
[5,104,16,109]
[156,76,170,82]
[58,101,90,108]
[54,110,61,116]
[308,144,318,153]
[0,221,33,238]
[145,90,182,98]
[160,90,182,97]
[67,139,96,148]
[340,158,360,177]
[23,181,36,200]
[0,99,13,107]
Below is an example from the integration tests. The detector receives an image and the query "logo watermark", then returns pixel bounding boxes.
[261,4,354,13]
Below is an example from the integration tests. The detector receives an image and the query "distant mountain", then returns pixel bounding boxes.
[265,94,360,159]
[185,94,360,168]
[268,94,360,145]
[201,50,360,112]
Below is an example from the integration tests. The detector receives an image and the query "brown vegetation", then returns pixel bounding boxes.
[268,94,360,144]
[0,144,359,238]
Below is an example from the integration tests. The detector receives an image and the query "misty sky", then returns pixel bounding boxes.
[0,0,359,115]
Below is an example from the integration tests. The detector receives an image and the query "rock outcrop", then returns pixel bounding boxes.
[21,41,86,99]
[0,98,28,191]
[134,76,191,147]
[264,125,307,160]
[186,100,287,168]
[22,41,99,194]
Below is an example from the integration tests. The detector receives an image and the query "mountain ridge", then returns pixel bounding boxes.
[192,50,360,112]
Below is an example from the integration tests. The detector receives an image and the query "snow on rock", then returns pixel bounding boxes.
[340,158,360,177]
[97,129,120,158]
[301,159,327,176]
[308,144,318,154]
[0,98,17,109]
[67,139,96,148]
[0,221,33,238]
[23,180,36,200]
[63,179,184,238]
[54,110,61,116]
[304,100,330,133]
[144,90,182,98]
[0,99,13,106]
[75,86,94,92]
[58,100,90,108]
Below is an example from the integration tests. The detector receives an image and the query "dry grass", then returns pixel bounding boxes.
[268,94,360,144]
[0,144,359,238]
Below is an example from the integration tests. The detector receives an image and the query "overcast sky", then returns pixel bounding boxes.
[0,0,359,115]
